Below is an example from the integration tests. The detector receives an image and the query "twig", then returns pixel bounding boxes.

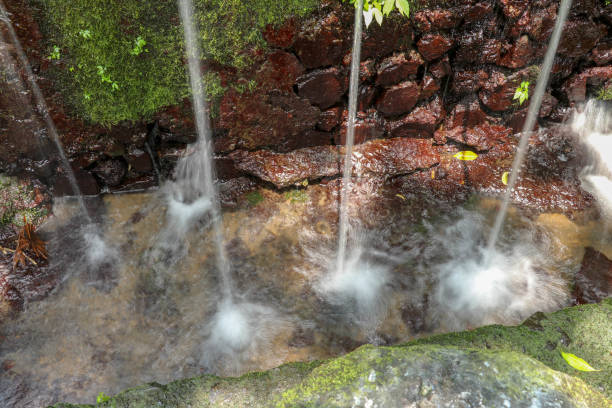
[1,245,38,266]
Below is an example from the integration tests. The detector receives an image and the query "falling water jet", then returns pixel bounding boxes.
[486,0,572,253]
[321,0,390,328]
[336,0,364,277]
[572,101,612,224]
[0,1,119,273]
[0,1,90,221]
[177,0,279,361]
[176,0,233,301]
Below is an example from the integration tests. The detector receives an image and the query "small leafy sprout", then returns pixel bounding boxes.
[48,45,60,60]
[513,81,530,106]
[79,29,92,39]
[96,392,111,404]
[96,66,119,91]
[560,351,600,372]
[346,0,410,27]
[83,92,91,101]
[130,36,148,56]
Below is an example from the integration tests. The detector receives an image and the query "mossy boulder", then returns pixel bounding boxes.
[33,0,319,125]
[49,300,612,407]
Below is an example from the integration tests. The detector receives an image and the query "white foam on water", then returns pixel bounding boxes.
[427,211,568,330]
[166,192,212,234]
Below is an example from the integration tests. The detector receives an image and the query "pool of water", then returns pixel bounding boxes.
[1,189,610,407]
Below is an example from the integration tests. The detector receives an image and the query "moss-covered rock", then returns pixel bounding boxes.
[48,300,612,407]
[34,0,319,125]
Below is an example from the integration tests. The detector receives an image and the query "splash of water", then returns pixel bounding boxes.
[430,210,568,330]
[486,0,573,252]
[336,0,364,277]
[176,0,232,300]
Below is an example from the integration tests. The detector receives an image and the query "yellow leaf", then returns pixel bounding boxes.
[396,194,406,201]
[561,351,600,372]
[502,171,509,185]
[302,179,308,187]
[453,151,478,161]
[431,170,435,179]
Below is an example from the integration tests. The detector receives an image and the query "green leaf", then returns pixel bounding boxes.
[383,0,394,15]
[373,7,383,25]
[560,351,600,372]
[395,0,410,16]
[453,151,478,161]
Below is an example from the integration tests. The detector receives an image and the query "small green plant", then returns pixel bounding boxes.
[48,45,61,60]
[129,36,148,56]
[78,29,92,39]
[96,65,119,91]
[245,190,264,206]
[345,0,411,27]
[96,392,111,404]
[596,85,612,101]
[513,81,530,106]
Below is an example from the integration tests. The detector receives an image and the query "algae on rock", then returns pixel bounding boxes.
[34,0,319,125]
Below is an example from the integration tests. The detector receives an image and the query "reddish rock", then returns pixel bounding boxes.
[361,18,413,60]
[421,75,440,99]
[414,9,461,31]
[256,51,305,92]
[335,110,384,145]
[498,35,534,69]
[92,159,127,187]
[591,41,612,66]
[214,156,244,181]
[229,146,339,188]
[358,85,377,111]
[539,93,558,118]
[230,138,439,187]
[220,91,321,151]
[526,4,557,42]
[376,81,421,117]
[455,33,503,64]
[564,67,612,103]
[574,247,612,304]
[52,169,100,196]
[500,0,529,18]
[463,2,494,23]
[445,97,488,129]
[375,51,423,87]
[294,13,347,69]
[438,123,512,151]
[479,68,537,112]
[359,59,377,82]
[430,56,451,79]
[352,138,440,176]
[558,19,604,58]
[127,147,153,173]
[507,108,540,134]
[387,107,438,139]
[317,107,342,132]
[417,34,453,62]
[218,177,258,207]
[297,67,344,109]
[452,70,489,95]
[262,18,297,48]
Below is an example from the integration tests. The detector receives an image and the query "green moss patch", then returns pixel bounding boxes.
[35,0,319,125]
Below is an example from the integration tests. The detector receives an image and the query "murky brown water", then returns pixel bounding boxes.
[0,190,610,407]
